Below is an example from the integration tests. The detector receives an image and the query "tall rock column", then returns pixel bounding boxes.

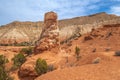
[34,11,59,53]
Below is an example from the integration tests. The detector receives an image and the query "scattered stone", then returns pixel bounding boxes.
[105,32,112,39]
[67,42,72,46]
[92,57,101,64]
[92,48,96,52]
[84,36,93,41]
[115,51,120,56]
[105,48,111,52]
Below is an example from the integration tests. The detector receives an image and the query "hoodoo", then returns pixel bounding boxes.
[34,11,59,53]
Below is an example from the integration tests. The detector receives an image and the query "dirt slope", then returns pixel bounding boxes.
[35,24,120,80]
[35,60,120,80]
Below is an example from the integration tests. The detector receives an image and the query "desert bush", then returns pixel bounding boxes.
[0,55,13,80]
[0,66,14,80]
[0,55,9,66]
[12,53,26,69]
[0,42,32,46]
[35,58,48,75]
[75,46,80,56]
[0,44,9,46]
[20,47,33,56]
[75,46,81,61]
[115,51,120,56]
[15,42,30,46]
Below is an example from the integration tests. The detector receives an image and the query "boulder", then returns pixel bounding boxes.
[18,60,38,80]
[84,35,93,41]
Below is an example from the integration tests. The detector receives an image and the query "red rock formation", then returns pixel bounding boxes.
[34,12,59,53]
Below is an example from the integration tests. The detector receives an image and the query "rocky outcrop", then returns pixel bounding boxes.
[34,12,59,53]
[60,18,120,43]
[18,60,38,80]
[84,35,93,41]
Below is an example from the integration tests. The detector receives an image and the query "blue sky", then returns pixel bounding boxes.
[0,0,120,25]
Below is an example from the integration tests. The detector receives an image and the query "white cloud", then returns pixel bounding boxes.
[110,6,120,15]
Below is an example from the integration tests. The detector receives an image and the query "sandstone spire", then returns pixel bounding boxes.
[34,11,59,53]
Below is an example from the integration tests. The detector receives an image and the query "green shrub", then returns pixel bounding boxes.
[15,42,30,46]
[75,46,80,61]
[0,55,13,80]
[0,66,13,80]
[0,55,9,66]
[20,47,33,56]
[35,58,48,75]
[115,51,120,56]
[12,53,26,69]
[0,66,8,80]
[0,42,32,46]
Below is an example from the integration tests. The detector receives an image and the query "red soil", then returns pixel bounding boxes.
[35,24,120,80]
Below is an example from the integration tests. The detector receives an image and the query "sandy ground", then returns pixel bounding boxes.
[35,25,120,80]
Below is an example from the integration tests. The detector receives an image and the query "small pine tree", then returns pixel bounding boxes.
[12,53,26,69]
[0,66,7,80]
[35,58,48,75]
[20,47,33,56]
[0,55,9,66]
[75,46,80,61]
[0,55,13,80]
[0,66,14,80]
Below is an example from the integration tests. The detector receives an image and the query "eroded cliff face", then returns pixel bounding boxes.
[0,21,43,45]
[0,12,120,45]
[0,28,29,44]
[34,12,59,53]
